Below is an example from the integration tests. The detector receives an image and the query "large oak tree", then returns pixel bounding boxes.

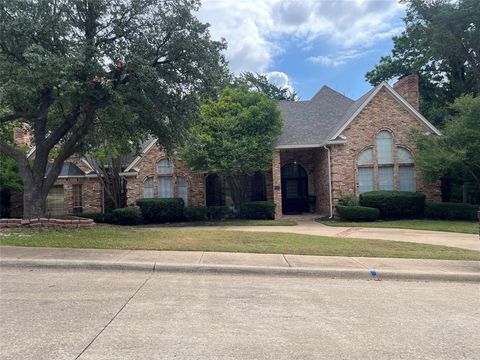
[0,0,227,218]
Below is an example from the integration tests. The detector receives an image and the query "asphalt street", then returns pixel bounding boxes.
[1,267,479,360]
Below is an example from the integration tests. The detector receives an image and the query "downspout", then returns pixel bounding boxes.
[323,145,333,219]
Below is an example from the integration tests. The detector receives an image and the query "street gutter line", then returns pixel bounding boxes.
[74,269,154,359]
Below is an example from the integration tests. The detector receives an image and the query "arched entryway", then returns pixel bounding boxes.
[281,163,309,214]
[205,174,223,206]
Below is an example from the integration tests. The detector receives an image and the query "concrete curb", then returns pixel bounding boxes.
[2,258,479,282]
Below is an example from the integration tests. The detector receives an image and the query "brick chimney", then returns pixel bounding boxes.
[13,126,32,148]
[392,74,419,111]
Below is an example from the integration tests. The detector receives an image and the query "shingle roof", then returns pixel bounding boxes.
[276,85,371,147]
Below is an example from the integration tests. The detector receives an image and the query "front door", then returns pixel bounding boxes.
[281,163,309,214]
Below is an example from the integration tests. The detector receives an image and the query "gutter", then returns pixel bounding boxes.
[323,145,333,219]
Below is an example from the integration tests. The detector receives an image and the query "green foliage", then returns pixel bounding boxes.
[77,212,116,224]
[424,202,479,221]
[184,206,207,221]
[414,96,480,203]
[234,72,297,100]
[182,87,282,208]
[0,0,227,217]
[337,192,358,206]
[359,191,426,219]
[112,207,142,226]
[136,198,184,223]
[206,206,230,220]
[365,0,480,126]
[238,201,275,220]
[336,206,380,222]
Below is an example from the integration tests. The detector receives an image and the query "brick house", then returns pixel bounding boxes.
[10,75,441,219]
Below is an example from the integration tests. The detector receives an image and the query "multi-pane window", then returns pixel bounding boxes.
[72,184,83,213]
[357,148,374,194]
[144,177,154,198]
[358,167,374,193]
[357,131,416,194]
[157,159,173,198]
[378,166,394,190]
[46,186,64,216]
[177,177,188,205]
[376,131,393,164]
[398,147,415,191]
[157,159,173,174]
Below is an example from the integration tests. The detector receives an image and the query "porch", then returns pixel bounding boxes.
[271,147,331,219]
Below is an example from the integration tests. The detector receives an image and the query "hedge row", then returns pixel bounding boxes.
[336,205,379,221]
[336,191,478,222]
[424,202,479,221]
[359,191,426,219]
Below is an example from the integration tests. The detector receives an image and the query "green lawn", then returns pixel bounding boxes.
[1,225,479,261]
[159,219,297,227]
[320,219,478,234]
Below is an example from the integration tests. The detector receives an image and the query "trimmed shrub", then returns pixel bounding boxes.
[359,191,426,219]
[424,202,479,221]
[112,207,142,225]
[206,206,230,220]
[136,198,184,223]
[336,205,380,222]
[337,193,357,206]
[238,201,275,220]
[77,212,116,224]
[184,206,207,221]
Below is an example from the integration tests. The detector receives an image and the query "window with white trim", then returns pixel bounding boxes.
[143,177,154,198]
[157,159,173,198]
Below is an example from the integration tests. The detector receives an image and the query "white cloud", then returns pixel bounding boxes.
[197,0,404,73]
[307,49,372,67]
[265,71,294,93]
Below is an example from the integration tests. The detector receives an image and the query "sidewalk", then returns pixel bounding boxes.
[184,220,480,251]
[1,246,479,282]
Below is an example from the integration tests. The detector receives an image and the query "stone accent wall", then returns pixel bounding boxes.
[125,145,206,207]
[330,87,441,209]
[0,217,95,229]
[392,75,420,111]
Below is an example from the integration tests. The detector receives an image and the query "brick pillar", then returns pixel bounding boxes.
[272,150,282,219]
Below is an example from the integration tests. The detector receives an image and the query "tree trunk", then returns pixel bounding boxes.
[226,175,249,211]
[22,182,48,219]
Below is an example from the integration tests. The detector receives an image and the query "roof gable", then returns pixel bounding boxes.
[329,82,441,140]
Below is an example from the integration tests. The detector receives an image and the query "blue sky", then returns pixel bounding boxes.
[198,0,405,100]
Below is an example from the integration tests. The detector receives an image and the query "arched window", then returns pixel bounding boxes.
[157,159,173,174]
[143,177,154,198]
[376,131,394,190]
[157,159,173,198]
[177,177,188,205]
[357,149,374,194]
[356,132,416,194]
[398,147,415,192]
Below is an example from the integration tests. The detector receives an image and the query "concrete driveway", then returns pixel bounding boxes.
[186,220,480,251]
[1,267,479,360]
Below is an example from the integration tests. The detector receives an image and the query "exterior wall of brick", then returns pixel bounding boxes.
[125,144,206,207]
[271,151,282,218]
[313,147,330,215]
[329,87,441,210]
